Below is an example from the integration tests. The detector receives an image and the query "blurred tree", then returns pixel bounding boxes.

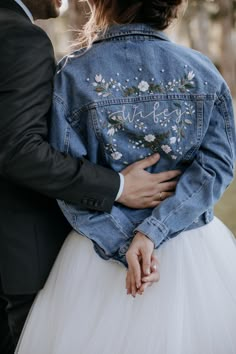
[185,0,210,55]
[216,0,235,94]
[184,0,236,94]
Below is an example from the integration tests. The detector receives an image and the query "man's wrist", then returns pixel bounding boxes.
[115,173,125,201]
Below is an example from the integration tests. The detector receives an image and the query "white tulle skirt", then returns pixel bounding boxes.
[16,217,236,354]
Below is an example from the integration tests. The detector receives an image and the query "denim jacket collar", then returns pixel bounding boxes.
[94,23,171,43]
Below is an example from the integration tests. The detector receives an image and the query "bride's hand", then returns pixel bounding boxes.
[126,254,159,297]
[138,254,160,295]
[126,232,159,297]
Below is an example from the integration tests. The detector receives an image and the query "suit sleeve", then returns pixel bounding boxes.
[0,24,119,212]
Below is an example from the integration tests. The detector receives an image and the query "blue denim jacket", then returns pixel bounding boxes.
[50,23,236,265]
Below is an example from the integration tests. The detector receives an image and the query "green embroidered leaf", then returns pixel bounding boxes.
[185,83,195,89]
[95,86,105,92]
[173,102,182,108]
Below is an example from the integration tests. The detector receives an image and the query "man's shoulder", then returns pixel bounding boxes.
[0,8,52,47]
[0,10,55,78]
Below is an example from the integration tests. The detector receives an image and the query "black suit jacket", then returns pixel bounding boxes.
[0,0,120,294]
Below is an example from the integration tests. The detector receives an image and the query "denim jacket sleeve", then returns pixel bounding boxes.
[135,90,236,248]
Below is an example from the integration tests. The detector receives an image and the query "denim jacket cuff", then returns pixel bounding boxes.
[134,216,169,248]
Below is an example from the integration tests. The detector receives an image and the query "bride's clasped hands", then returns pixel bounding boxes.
[126,232,160,297]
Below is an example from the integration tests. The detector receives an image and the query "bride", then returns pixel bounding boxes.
[16,0,236,353]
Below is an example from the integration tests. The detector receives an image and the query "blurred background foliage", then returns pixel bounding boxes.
[38,0,236,234]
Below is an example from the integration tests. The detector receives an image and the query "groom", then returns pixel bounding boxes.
[0,1,180,353]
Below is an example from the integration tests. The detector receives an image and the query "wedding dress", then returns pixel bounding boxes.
[16,217,236,354]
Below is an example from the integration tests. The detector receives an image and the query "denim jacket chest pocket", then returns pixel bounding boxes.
[87,95,204,171]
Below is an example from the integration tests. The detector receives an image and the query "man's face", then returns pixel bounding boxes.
[23,0,62,20]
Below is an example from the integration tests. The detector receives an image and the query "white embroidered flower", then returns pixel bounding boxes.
[138,81,150,92]
[185,119,192,124]
[161,145,172,154]
[170,137,177,144]
[172,125,178,132]
[107,127,115,136]
[111,152,123,160]
[144,134,155,142]
[187,71,195,81]
[171,155,177,160]
[95,74,102,83]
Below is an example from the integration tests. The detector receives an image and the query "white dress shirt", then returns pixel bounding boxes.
[14,0,33,22]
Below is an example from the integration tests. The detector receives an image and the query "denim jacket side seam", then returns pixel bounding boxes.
[51,94,73,154]
[53,94,70,117]
[89,108,109,165]
[184,99,204,160]
[216,92,235,165]
[162,174,212,225]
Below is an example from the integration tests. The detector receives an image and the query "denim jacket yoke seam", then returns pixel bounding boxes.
[67,94,216,125]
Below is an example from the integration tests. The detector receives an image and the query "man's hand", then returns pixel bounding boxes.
[126,232,160,297]
[118,154,181,209]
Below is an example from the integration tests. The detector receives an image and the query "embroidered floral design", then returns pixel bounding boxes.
[105,114,126,136]
[187,71,195,81]
[100,99,196,162]
[95,74,102,83]
[126,131,171,162]
[93,75,118,97]
[170,137,177,145]
[111,152,123,160]
[107,127,115,136]
[170,102,195,142]
[144,134,155,142]
[138,81,150,92]
[91,71,196,97]
[91,70,197,163]
[161,145,172,154]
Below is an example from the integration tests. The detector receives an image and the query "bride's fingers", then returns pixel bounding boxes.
[126,270,138,297]
[142,271,160,284]
[151,254,159,268]
[126,272,131,295]
[126,252,142,290]
[137,282,152,295]
[142,255,160,283]
[130,271,138,297]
